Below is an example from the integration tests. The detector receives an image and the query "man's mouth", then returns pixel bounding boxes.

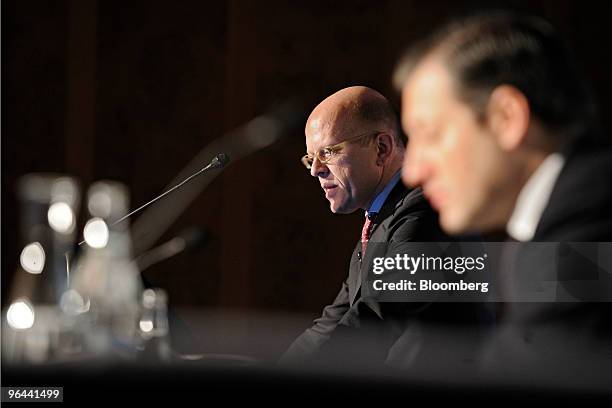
[322,183,338,198]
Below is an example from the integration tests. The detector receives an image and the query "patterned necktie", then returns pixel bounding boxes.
[361,214,375,255]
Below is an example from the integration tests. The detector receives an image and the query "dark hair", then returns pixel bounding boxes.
[394,12,601,142]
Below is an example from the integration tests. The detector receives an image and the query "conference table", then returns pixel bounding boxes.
[3,307,611,404]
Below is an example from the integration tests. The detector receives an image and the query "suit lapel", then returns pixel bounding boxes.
[349,183,411,307]
[348,245,361,306]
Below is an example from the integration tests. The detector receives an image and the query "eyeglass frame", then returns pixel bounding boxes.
[301,130,381,170]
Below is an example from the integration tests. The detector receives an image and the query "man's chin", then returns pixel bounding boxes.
[440,210,471,235]
[329,201,358,214]
[329,205,344,214]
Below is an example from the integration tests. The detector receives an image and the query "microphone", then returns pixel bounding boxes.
[210,153,229,169]
[131,98,307,255]
[136,226,207,272]
[78,153,229,246]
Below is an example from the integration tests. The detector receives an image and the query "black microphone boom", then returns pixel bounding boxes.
[111,153,229,227]
[136,226,207,272]
[77,153,229,246]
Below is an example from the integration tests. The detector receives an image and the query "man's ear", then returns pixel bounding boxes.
[486,85,530,151]
[375,132,394,166]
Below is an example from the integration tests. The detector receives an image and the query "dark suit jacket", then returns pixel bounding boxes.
[482,138,612,383]
[508,138,612,316]
[534,138,612,242]
[281,182,482,364]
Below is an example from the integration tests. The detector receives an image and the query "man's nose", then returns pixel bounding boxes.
[310,157,329,178]
[402,146,430,187]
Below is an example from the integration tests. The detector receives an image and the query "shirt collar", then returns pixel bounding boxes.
[366,171,402,218]
[506,153,565,241]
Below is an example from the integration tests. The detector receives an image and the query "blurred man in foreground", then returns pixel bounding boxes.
[393,12,612,381]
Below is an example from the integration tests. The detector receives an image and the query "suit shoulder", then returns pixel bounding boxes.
[394,187,434,218]
[387,187,445,240]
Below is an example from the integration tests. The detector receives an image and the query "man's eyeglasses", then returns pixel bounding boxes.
[301,131,380,170]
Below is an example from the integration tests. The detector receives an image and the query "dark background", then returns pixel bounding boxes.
[3,0,611,317]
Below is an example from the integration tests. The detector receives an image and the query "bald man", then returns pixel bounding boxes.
[282,86,449,364]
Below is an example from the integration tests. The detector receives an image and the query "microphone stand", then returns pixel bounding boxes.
[76,153,229,246]
[65,153,229,288]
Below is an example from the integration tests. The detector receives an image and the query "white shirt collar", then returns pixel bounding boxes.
[506,153,565,241]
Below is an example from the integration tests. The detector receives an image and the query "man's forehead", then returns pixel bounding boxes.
[305,127,331,153]
[306,113,350,148]
[309,117,323,131]
[402,59,452,124]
